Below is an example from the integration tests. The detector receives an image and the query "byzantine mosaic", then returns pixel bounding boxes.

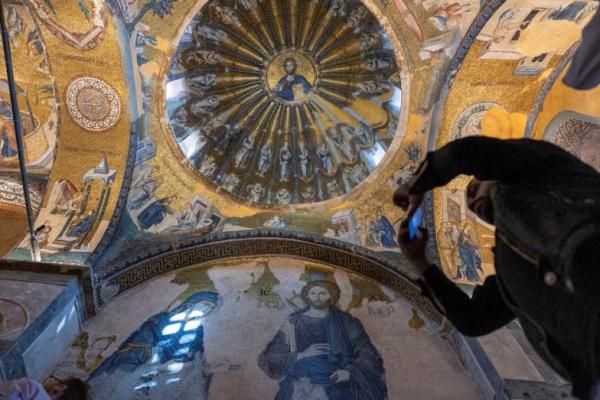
[1,0,596,288]
[428,0,598,284]
[0,0,482,267]
[52,256,480,399]
[532,69,600,173]
[1,0,131,264]
[98,0,489,268]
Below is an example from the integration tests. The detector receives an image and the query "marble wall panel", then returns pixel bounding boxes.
[0,275,64,341]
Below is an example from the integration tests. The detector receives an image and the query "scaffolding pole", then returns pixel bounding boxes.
[0,1,41,261]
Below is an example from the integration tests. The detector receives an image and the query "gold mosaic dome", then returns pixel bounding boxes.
[165,0,402,205]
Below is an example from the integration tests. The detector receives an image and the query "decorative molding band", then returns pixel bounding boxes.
[97,228,412,280]
[100,236,446,327]
[524,43,580,138]
[427,0,505,153]
[432,0,506,107]
[87,120,138,268]
[424,191,442,267]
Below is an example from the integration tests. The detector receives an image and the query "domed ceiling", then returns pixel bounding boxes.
[165,0,402,205]
[2,0,599,294]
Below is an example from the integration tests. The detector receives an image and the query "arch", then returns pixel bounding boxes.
[97,234,446,327]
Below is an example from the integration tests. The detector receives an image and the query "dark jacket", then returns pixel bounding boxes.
[409,136,600,399]
[563,6,600,90]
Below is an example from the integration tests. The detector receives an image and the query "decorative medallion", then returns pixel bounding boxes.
[165,0,403,206]
[66,76,121,132]
[451,102,504,140]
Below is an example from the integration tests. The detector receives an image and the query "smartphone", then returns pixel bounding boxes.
[408,206,424,241]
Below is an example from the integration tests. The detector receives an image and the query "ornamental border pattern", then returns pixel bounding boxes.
[101,236,445,327]
[96,228,412,280]
[87,122,139,268]
[431,0,505,107]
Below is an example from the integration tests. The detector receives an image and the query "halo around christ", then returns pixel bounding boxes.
[266,51,317,104]
[165,0,403,206]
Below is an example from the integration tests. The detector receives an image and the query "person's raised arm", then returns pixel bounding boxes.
[420,266,516,336]
[398,221,515,336]
[408,136,570,195]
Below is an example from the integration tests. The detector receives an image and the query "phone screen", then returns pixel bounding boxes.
[408,206,424,241]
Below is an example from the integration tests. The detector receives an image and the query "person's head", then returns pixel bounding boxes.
[43,376,90,400]
[301,280,340,310]
[466,178,495,224]
[460,221,477,242]
[284,57,297,75]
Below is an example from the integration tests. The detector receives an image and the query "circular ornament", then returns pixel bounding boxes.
[451,102,504,140]
[66,76,122,132]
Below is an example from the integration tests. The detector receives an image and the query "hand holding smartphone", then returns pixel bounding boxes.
[408,206,424,241]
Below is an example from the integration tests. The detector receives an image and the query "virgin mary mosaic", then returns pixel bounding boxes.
[89,292,221,399]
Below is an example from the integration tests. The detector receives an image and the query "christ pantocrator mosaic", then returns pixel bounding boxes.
[165,0,402,206]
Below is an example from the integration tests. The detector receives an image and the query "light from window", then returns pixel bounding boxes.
[162,323,182,335]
